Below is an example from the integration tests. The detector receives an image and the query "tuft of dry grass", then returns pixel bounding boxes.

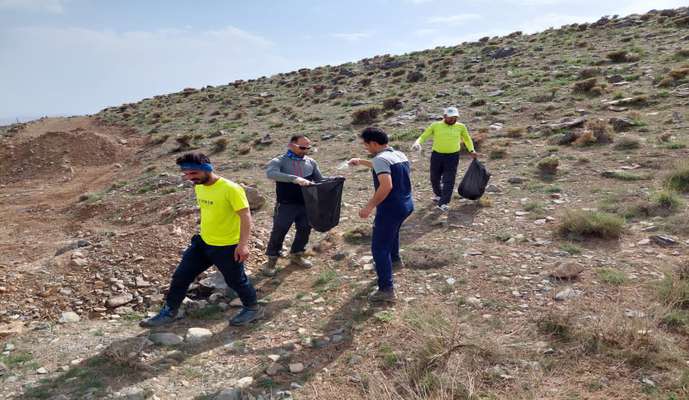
[351,106,381,125]
[558,209,624,240]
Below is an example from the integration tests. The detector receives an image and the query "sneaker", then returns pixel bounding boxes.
[436,204,450,212]
[431,195,441,203]
[230,306,264,326]
[289,252,313,269]
[261,256,279,277]
[392,259,404,269]
[139,305,177,328]
[368,289,396,304]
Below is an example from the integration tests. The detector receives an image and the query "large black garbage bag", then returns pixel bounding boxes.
[458,159,491,200]
[301,176,346,232]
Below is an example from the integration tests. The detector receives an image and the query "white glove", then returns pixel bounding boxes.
[411,140,422,152]
[294,177,312,186]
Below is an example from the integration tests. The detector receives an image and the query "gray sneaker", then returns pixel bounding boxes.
[139,305,177,328]
[289,252,313,269]
[368,289,396,304]
[261,256,279,277]
[230,306,264,326]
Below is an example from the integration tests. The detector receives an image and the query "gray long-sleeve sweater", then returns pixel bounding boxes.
[266,152,323,204]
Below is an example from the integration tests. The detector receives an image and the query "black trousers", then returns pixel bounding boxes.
[265,202,311,257]
[166,235,256,311]
[430,151,460,206]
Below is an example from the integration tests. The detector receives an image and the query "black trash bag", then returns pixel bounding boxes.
[301,176,346,232]
[457,159,491,200]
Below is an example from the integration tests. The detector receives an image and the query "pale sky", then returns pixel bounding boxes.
[1,0,686,122]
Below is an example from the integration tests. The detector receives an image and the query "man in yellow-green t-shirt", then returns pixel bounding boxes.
[412,106,477,212]
[140,152,262,328]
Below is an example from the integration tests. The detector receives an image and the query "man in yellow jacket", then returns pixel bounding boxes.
[412,106,477,212]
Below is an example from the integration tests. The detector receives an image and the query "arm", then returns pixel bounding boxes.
[266,157,299,183]
[311,159,324,182]
[412,124,434,150]
[347,158,373,168]
[460,125,476,153]
[234,207,252,262]
[360,174,392,218]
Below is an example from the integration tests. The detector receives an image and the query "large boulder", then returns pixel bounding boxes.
[241,184,265,211]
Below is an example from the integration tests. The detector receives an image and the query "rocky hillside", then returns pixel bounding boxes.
[1,7,689,400]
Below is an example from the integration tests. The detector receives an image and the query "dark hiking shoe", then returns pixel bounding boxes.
[230,306,264,326]
[289,252,313,269]
[139,305,177,328]
[368,289,396,304]
[392,259,405,270]
[261,256,279,277]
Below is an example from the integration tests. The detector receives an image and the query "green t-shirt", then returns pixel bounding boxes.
[418,121,475,154]
[194,178,249,246]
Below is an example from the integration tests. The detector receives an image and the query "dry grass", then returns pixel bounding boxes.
[665,161,689,193]
[558,209,624,240]
[351,106,382,125]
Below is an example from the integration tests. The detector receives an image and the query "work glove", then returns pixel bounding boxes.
[411,139,422,152]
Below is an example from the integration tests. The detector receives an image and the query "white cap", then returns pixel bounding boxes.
[444,106,459,117]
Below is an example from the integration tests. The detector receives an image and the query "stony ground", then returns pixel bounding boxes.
[2,8,689,400]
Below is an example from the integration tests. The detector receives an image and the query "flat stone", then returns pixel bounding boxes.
[113,387,146,400]
[185,327,213,344]
[106,293,133,308]
[236,376,253,389]
[266,362,282,376]
[58,311,81,324]
[150,333,183,346]
[215,388,241,400]
[650,235,678,247]
[289,362,305,373]
[554,288,577,301]
[36,367,48,374]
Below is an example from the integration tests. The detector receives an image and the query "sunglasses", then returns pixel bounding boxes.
[294,145,311,150]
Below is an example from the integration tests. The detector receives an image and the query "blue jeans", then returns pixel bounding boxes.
[371,202,413,291]
[166,235,257,311]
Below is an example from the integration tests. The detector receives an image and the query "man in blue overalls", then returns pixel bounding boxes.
[348,127,414,303]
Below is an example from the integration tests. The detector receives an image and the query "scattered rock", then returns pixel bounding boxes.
[0,362,7,376]
[650,235,678,246]
[508,177,526,184]
[554,288,578,301]
[266,362,282,376]
[215,388,241,400]
[113,387,147,400]
[58,311,81,324]
[185,327,213,344]
[609,117,635,132]
[106,293,134,308]
[149,333,183,346]
[289,362,305,373]
[236,376,254,389]
[36,367,48,374]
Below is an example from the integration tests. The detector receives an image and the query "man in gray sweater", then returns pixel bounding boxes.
[262,134,323,276]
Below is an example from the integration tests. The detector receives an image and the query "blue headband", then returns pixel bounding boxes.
[179,162,213,172]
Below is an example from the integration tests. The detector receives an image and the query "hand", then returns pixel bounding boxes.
[359,205,374,219]
[411,141,421,151]
[294,177,312,186]
[348,158,362,166]
[470,152,478,159]
[234,244,250,262]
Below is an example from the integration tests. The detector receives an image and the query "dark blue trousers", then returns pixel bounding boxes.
[166,234,257,311]
[371,202,413,291]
